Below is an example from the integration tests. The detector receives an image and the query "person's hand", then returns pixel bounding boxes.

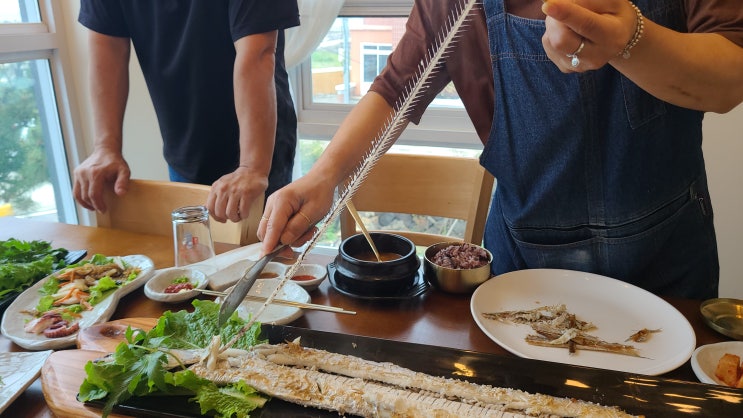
[257,174,336,256]
[207,166,268,223]
[72,148,130,212]
[541,0,640,72]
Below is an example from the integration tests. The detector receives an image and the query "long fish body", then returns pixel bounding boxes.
[189,338,640,418]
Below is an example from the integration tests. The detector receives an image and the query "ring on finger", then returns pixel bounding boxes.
[296,210,313,228]
[566,38,585,68]
[260,215,269,222]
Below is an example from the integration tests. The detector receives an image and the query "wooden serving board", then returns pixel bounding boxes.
[41,318,158,418]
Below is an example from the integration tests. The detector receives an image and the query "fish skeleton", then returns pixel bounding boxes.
[188,337,641,418]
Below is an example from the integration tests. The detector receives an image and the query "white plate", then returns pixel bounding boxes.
[0,350,52,414]
[226,278,309,325]
[691,341,743,385]
[470,269,696,375]
[144,267,209,303]
[0,255,155,350]
[207,259,286,291]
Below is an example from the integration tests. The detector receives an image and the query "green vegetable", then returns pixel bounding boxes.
[79,299,266,417]
[0,238,69,299]
[35,254,138,313]
[87,276,120,305]
[172,276,190,284]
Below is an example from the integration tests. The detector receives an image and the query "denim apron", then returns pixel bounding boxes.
[481,0,719,299]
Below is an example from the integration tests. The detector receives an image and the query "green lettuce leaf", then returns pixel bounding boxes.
[87,276,120,305]
[0,238,68,298]
[79,300,267,417]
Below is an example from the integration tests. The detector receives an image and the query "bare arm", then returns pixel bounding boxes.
[258,92,408,254]
[72,31,131,212]
[208,31,277,223]
[542,0,743,113]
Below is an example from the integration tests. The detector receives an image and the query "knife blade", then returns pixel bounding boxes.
[218,244,287,326]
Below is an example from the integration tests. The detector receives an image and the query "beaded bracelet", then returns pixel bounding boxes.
[619,1,644,59]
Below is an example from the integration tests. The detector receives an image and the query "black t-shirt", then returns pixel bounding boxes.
[79,0,299,192]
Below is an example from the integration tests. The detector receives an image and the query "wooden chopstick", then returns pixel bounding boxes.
[196,288,356,315]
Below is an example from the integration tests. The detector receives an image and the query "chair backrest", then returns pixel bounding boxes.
[95,179,263,245]
[340,153,494,247]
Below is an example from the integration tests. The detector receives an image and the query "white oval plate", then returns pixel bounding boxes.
[225,278,309,325]
[691,341,743,385]
[0,255,155,350]
[144,267,209,303]
[471,269,696,375]
[207,259,286,291]
[0,350,53,414]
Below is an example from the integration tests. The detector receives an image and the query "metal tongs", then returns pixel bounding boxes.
[217,244,287,326]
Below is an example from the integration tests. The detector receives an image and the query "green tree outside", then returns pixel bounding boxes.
[0,61,49,214]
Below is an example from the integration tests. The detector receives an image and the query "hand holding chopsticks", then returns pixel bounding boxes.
[197,288,356,315]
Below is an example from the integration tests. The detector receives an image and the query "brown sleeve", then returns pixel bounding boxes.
[369,0,494,144]
[686,0,743,46]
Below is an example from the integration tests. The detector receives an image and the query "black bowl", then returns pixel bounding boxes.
[333,233,420,296]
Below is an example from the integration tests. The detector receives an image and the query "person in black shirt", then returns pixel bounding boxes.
[74,0,299,224]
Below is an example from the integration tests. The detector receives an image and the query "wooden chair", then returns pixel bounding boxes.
[340,153,494,247]
[95,179,263,245]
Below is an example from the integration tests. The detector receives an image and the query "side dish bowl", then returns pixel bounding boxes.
[289,263,327,292]
[691,341,743,385]
[144,267,208,303]
[424,242,492,294]
[700,298,743,340]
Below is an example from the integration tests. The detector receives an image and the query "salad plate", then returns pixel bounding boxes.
[1,254,154,350]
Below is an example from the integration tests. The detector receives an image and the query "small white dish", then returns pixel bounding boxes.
[144,267,209,303]
[220,278,310,325]
[288,263,327,291]
[691,341,743,385]
[208,259,287,291]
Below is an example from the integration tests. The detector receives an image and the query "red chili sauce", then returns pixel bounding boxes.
[291,274,316,282]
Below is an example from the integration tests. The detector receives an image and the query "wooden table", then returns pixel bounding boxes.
[0,216,731,417]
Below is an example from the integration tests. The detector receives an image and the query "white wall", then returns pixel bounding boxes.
[59,3,743,298]
[703,108,743,298]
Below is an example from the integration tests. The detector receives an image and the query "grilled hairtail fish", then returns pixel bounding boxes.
[190,337,641,418]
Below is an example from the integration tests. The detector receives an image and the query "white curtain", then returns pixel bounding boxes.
[285,0,345,68]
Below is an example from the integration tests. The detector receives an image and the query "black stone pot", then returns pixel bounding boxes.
[334,233,421,296]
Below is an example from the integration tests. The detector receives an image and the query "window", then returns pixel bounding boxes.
[0,1,78,223]
[360,43,391,93]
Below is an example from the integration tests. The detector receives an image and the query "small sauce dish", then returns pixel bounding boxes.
[691,341,743,386]
[144,267,208,303]
[289,264,327,291]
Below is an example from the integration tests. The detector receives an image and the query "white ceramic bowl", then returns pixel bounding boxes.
[144,267,208,303]
[288,263,327,291]
[691,341,743,385]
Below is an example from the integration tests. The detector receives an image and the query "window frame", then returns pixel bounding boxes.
[292,0,483,150]
[0,0,86,224]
